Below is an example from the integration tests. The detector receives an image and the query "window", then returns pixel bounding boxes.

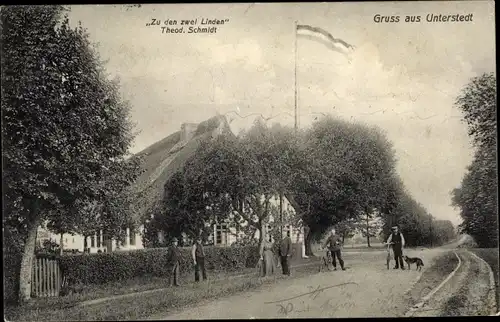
[72,238,75,243]
[130,229,136,246]
[157,231,165,244]
[96,231,101,248]
[216,223,228,245]
[90,236,95,248]
[103,233,109,247]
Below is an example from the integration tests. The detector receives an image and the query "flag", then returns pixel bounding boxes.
[296,24,355,56]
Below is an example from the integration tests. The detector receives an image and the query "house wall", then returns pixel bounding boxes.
[151,194,306,253]
[205,195,304,246]
[37,225,145,254]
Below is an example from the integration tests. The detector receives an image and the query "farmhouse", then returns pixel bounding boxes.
[133,114,305,248]
[38,114,304,253]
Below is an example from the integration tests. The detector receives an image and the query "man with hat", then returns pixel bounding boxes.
[386,225,406,270]
[167,237,181,286]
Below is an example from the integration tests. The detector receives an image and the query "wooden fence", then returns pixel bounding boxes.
[31,256,62,297]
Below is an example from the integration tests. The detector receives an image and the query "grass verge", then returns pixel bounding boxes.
[402,250,459,310]
[466,248,499,311]
[440,249,498,316]
[5,257,320,321]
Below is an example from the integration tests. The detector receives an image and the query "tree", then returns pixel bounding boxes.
[154,120,303,251]
[161,171,216,242]
[456,72,496,151]
[334,218,357,243]
[431,220,456,246]
[1,6,139,301]
[379,185,451,248]
[451,149,498,247]
[153,133,249,244]
[451,73,497,248]
[286,116,399,255]
[355,211,384,247]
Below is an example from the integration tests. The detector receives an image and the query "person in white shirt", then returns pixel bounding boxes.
[386,225,406,270]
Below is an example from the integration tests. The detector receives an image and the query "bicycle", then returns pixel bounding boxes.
[385,242,395,270]
[318,248,334,272]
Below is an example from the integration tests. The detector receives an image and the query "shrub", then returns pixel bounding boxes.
[458,235,479,248]
[59,245,260,287]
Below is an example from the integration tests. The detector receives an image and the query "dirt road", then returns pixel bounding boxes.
[149,247,452,319]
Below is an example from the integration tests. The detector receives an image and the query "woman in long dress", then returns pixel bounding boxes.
[259,226,277,277]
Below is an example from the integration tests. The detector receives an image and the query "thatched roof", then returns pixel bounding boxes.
[131,114,235,223]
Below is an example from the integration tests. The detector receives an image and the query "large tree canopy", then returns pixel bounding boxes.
[1,5,141,301]
[285,117,399,254]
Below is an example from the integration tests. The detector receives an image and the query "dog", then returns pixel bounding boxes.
[404,255,424,271]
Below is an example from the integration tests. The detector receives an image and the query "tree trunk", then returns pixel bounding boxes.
[342,233,346,244]
[258,226,264,244]
[304,226,314,256]
[59,233,64,255]
[19,215,41,302]
[366,214,371,248]
[116,228,122,250]
[257,223,264,258]
[279,193,283,238]
[83,235,88,252]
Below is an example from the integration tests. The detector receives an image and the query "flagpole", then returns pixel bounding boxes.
[294,20,298,133]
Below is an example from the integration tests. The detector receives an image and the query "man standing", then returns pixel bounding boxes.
[192,236,207,282]
[279,230,292,276]
[322,228,345,271]
[168,237,181,287]
[386,225,405,270]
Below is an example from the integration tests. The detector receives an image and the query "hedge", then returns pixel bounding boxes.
[59,245,260,286]
[4,251,21,305]
[3,228,23,305]
[6,243,302,300]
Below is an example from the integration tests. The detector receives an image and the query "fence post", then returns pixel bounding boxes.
[44,258,48,297]
[31,259,35,297]
[56,259,61,296]
[49,258,52,297]
[36,257,40,297]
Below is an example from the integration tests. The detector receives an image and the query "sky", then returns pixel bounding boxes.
[67,1,496,226]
